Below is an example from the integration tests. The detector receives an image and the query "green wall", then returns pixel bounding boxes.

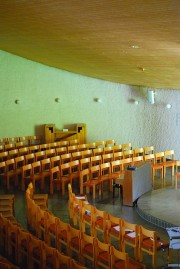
[1,50,180,158]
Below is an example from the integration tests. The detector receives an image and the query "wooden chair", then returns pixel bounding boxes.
[41,158,51,188]
[29,135,42,145]
[106,214,122,250]
[31,161,43,192]
[111,160,124,198]
[15,141,25,149]
[152,152,164,188]
[28,182,48,209]
[45,148,56,158]
[61,153,72,164]
[95,141,105,148]
[5,159,17,190]
[81,202,95,236]
[70,259,88,269]
[123,149,134,159]
[93,148,104,156]
[90,155,102,166]
[42,241,56,269]
[14,156,25,186]
[4,143,15,152]
[93,207,108,243]
[18,147,29,156]
[132,156,144,166]
[85,165,101,200]
[139,225,169,269]
[110,245,146,269]
[163,150,175,179]
[113,144,122,153]
[0,151,9,162]
[39,143,49,151]
[56,146,67,156]
[81,150,93,159]
[50,166,61,194]
[78,144,88,152]
[134,147,144,157]
[35,151,45,161]
[113,151,123,161]
[7,221,19,262]
[69,139,79,146]
[17,227,30,268]
[68,145,78,153]
[8,149,19,159]
[35,205,48,240]
[0,213,10,255]
[95,238,111,269]
[81,233,96,268]
[60,163,71,195]
[100,162,112,193]
[175,160,180,189]
[80,158,91,170]
[28,234,43,269]
[51,155,61,167]
[143,146,154,156]
[72,151,82,161]
[70,160,81,187]
[102,153,113,163]
[87,142,96,150]
[121,219,139,260]
[56,140,69,148]
[25,153,35,164]
[122,143,132,151]
[105,139,116,147]
[103,146,113,154]
[55,249,71,269]
[56,218,70,254]
[72,197,83,229]
[68,225,82,260]
[29,145,40,153]
[0,162,6,185]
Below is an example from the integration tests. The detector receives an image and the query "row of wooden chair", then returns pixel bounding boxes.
[68,185,170,269]
[0,135,42,147]
[0,149,177,196]
[0,212,88,269]
[26,183,146,269]
[0,142,129,160]
[0,256,19,269]
[0,138,116,153]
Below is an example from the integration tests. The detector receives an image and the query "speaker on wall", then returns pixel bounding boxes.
[147,90,155,104]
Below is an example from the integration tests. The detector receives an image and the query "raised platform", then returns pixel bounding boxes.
[137,186,180,229]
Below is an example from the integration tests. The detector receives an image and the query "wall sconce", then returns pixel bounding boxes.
[55,98,60,103]
[147,90,155,104]
[166,104,172,109]
[15,99,20,104]
[94,98,102,103]
[134,100,139,105]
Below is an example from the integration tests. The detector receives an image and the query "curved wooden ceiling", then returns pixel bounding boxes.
[0,0,180,89]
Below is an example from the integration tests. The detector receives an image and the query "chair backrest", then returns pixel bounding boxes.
[93,148,104,156]
[113,151,123,160]
[51,155,61,167]
[91,155,102,166]
[68,145,78,153]
[61,153,72,164]
[80,157,91,170]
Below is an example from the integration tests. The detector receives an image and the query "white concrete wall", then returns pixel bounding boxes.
[0,50,180,158]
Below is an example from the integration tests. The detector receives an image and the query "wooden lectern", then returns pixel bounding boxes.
[45,123,86,144]
[122,162,151,206]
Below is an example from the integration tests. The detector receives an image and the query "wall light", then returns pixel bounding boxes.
[147,90,155,104]
[55,98,60,103]
[166,104,172,109]
[94,98,102,103]
[134,100,139,105]
[15,99,20,104]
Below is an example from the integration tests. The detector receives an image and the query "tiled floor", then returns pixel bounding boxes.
[0,172,179,269]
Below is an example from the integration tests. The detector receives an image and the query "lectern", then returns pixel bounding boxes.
[123,162,151,206]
